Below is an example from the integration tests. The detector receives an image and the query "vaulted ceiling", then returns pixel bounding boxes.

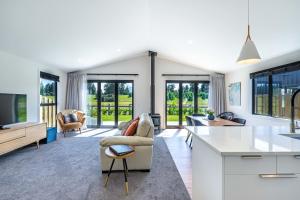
[0,0,299,72]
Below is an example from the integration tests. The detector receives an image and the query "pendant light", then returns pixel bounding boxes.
[237,0,261,64]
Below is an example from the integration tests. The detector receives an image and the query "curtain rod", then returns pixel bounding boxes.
[161,74,210,77]
[87,73,139,76]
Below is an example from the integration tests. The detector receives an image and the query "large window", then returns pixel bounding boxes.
[40,72,59,127]
[251,62,300,120]
[86,80,133,128]
[166,81,209,128]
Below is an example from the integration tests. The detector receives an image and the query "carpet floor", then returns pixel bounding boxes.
[0,131,191,200]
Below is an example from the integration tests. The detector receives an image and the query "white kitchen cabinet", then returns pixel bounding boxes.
[189,126,300,200]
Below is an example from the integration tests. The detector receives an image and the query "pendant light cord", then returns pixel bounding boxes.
[247,0,251,40]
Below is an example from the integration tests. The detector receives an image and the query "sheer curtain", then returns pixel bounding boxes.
[65,72,87,112]
[208,73,226,115]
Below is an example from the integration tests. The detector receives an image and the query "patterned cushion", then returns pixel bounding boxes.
[63,113,78,123]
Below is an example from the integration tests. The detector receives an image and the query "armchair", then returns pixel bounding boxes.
[57,110,86,136]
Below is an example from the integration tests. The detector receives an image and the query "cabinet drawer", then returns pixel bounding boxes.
[225,174,300,200]
[224,155,276,175]
[277,155,300,174]
[25,124,46,138]
[0,129,25,144]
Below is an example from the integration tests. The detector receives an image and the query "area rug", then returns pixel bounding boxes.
[0,133,191,200]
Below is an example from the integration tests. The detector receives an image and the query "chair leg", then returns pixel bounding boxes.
[79,128,81,134]
[189,136,193,148]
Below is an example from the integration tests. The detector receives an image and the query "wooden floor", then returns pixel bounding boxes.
[157,129,192,198]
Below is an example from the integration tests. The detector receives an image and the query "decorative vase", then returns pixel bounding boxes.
[208,114,215,120]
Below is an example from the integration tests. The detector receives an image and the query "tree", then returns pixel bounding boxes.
[88,83,96,95]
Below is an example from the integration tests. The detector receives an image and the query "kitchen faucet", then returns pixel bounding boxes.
[290,89,300,133]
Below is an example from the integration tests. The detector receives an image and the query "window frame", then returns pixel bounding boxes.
[40,72,59,127]
[251,61,300,118]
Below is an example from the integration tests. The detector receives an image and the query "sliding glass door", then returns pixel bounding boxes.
[87,80,134,128]
[165,81,209,128]
[101,82,116,126]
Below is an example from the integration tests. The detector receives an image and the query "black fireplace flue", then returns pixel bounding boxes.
[148,51,161,131]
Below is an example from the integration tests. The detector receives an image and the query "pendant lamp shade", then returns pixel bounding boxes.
[237,33,261,64]
[237,0,261,64]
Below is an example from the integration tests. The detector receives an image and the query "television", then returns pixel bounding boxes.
[0,93,27,127]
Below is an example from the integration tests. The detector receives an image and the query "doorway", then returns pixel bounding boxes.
[86,80,134,128]
[165,81,209,128]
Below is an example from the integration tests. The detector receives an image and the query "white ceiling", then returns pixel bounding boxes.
[0,0,299,72]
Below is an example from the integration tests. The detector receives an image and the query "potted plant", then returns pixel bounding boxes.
[206,109,215,120]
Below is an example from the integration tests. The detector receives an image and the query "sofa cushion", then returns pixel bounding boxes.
[136,114,152,137]
[121,117,139,135]
[123,119,139,136]
[100,136,154,147]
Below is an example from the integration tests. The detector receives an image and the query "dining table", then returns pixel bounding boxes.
[188,116,243,126]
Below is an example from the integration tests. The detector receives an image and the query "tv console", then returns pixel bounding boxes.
[0,122,47,155]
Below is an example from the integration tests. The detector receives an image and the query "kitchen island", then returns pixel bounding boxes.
[186,126,300,200]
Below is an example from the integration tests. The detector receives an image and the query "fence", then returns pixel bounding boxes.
[40,97,56,127]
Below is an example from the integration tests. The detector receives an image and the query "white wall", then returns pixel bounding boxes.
[225,50,300,126]
[82,55,211,128]
[0,51,67,124]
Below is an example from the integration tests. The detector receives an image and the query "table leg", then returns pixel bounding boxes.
[105,159,115,187]
[122,159,129,194]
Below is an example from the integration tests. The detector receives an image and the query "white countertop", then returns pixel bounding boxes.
[186,126,300,155]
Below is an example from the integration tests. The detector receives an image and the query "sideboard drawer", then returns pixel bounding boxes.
[0,129,26,144]
[277,155,300,174]
[225,155,276,175]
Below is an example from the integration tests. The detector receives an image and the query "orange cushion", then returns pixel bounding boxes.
[123,119,139,136]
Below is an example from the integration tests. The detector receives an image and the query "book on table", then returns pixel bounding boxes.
[109,145,134,156]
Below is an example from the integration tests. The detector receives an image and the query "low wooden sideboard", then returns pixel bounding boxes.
[0,122,47,155]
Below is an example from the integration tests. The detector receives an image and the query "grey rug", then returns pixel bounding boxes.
[0,133,191,200]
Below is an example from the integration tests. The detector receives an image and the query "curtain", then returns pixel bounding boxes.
[65,72,87,111]
[208,73,226,115]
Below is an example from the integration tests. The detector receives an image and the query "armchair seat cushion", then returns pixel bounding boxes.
[100,136,154,147]
[63,122,82,129]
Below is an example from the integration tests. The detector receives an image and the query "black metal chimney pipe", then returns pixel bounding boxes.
[148,51,157,114]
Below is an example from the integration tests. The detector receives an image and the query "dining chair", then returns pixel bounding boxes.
[189,118,204,148]
[185,116,193,143]
[231,118,246,125]
[217,112,234,120]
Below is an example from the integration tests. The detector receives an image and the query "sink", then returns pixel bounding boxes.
[280,134,300,140]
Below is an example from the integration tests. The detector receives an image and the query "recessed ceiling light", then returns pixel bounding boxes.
[187,40,194,45]
[116,48,121,52]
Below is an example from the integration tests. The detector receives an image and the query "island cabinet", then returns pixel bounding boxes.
[193,134,300,200]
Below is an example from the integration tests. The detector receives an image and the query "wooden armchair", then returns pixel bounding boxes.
[57,110,86,136]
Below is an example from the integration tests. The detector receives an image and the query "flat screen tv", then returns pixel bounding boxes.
[0,93,27,127]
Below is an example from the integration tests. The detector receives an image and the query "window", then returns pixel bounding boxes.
[40,72,59,127]
[251,61,300,120]
[253,76,269,115]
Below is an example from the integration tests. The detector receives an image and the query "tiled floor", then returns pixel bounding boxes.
[157,129,192,198]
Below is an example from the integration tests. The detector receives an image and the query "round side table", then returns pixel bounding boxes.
[104,146,135,194]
